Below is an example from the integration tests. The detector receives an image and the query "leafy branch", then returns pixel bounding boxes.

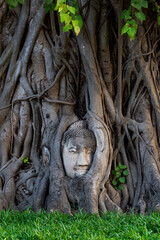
[112,163,128,190]
[120,0,148,40]
[121,0,160,40]
[152,0,160,26]
[5,0,160,38]
[44,0,83,35]
[21,157,30,164]
[5,0,83,36]
[6,0,24,9]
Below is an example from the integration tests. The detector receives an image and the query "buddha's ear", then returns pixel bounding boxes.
[61,138,65,147]
[94,127,105,152]
[61,136,66,148]
[61,138,70,148]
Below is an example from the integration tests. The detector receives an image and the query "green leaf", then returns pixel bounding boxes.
[57,0,66,5]
[112,170,116,174]
[23,157,29,163]
[67,5,76,14]
[120,9,132,20]
[60,13,69,23]
[112,180,118,186]
[63,24,73,32]
[59,5,68,15]
[18,0,24,4]
[115,172,121,178]
[71,0,79,13]
[73,14,83,28]
[51,3,56,9]
[141,0,148,8]
[118,184,124,190]
[135,11,146,23]
[121,22,130,35]
[158,15,160,26]
[129,19,138,29]
[131,0,148,10]
[72,19,79,27]
[115,166,121,171]
[127,26,137,40]
[72,18,82,35]
[123,170,129,176]
[74,25,81,35]
[45,0,53,4]
[55,0,66,10]
[60,12,71,25]
[44,5,50,13]
[118,163,127,169]
[131,2,142,10]
[58,5,64,12]
[7,0,18,9]
[119,177,125,184]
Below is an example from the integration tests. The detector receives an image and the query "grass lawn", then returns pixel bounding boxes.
[0,209,160,239]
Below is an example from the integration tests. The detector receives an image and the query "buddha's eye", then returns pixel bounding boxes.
[68,148,77,153]
[86,151,91,154]
[86,150,93,154]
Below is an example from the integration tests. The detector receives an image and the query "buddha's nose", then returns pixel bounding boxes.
[77,151,88,166]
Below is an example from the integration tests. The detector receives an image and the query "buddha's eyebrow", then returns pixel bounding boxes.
[68,146,77,149]
[87,147,96,150]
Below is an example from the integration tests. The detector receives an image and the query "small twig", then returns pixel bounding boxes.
[138,130,160,173]
[97,6,112,34]
[112,38,160,83]
[116,0,123,118]
[132,89,147,117]
[132,127,142,208]
[0,65,66,112]
[43,97,76,106]
[16,173,38,189]
[126,73,142,117]
[60,58,77,83]
[39,65,66,98]
[110,0,119,15]
[0,43,13,69]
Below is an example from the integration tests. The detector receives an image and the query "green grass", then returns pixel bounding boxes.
[0,209,160,240]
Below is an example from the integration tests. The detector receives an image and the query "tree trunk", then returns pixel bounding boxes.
[0,0,159,214]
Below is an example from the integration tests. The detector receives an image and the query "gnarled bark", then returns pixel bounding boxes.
[0,0,159,214]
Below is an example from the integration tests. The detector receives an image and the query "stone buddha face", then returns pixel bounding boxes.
[62,121,96,178]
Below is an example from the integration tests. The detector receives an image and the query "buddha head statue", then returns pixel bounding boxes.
[62,121,96,178]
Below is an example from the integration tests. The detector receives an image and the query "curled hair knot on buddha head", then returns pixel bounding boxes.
[62,120,96,147]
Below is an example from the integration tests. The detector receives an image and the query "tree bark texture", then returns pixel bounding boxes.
[0,0,159,214]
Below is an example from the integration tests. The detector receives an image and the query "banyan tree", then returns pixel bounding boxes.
[0,0,160,214]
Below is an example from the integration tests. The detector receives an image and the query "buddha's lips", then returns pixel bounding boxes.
[74,167,89,171]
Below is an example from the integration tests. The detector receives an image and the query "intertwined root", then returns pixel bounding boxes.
[0,0,159,213]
